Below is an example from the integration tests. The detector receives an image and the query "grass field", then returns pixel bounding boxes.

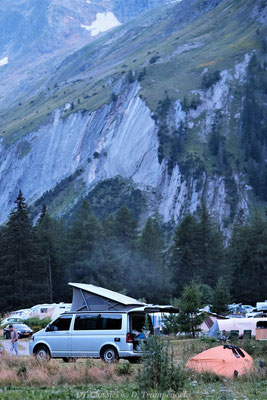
[0,338,266,399]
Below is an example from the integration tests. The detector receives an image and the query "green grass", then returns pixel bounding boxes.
[0,338,266,399]
[0,376,266,400]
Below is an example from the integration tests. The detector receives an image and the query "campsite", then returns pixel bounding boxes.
[0,0,267,398]
[0,283,266,399]
[0,335,266,399]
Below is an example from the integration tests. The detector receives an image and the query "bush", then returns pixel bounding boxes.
[127,70,135,83]
[200,371,222,382]
[116,361,133,376]
[111,92,118,102]
[199,336,217,345]
[190,95,201,110]
[24,318,50,332]
[137,335,186,395]
[242,339,267,361]
[149,55,160,64]
[201,70,221,89]
[137,68,147,82]
[17,362,27,378]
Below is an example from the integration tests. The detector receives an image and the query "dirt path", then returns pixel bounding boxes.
[0,340,30,356]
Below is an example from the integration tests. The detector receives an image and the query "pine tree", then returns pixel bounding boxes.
[197,204,225,287]
[139,217,164,264]
[211,278,230,315]
[36,205,62,303]
[114,205,137,246]
[68,200,102,257]
[67,200,102,283]
[199,283,214,307]
[229,215,267,304]
[170,214,200,293]
[0,191,48,312]
[176,281,205,337]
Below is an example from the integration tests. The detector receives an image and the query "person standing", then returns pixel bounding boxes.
[9,325,19,356]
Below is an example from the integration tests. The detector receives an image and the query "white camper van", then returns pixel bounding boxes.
[29,283,178,363]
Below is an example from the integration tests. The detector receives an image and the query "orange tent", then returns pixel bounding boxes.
[186,345,254,378]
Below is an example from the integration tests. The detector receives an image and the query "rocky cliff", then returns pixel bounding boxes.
[0,63,250,226]
[0,0,266,228]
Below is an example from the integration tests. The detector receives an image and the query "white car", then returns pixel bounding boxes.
[1,317,24,326]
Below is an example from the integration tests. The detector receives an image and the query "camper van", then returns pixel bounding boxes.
[29,283,178,363]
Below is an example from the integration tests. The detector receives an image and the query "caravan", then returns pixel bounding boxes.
[29,283,178,362]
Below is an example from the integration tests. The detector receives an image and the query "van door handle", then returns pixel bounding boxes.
[65,332,70,335]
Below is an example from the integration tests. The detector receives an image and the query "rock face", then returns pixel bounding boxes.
[1,0,264,227]
[0,68,249,226]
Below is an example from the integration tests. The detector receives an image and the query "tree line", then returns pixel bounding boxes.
[0,190,266,313]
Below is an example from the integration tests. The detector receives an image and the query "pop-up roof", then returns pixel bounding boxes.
[69,283,145,312]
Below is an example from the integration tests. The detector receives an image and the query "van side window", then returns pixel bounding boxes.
[74,314,122,330]
[50,315,72,331]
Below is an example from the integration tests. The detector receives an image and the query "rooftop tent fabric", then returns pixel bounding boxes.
[186,345,254,378]
[69,283,145,312]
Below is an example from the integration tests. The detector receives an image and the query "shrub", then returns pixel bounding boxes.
[201,70,221,89]
[137,68,147,81]
[24,318,51,332]
[111,92,118,102]
[17,362,27,378]
[116,361,133,376]
[200,371,222,382]
[149,55,160,64]
[190,95,201,110]
[199,336,217,345]
[127,70,135,83]
[137,335,186,395]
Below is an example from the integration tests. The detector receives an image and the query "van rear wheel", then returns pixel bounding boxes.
[101,346,119,363]
[62,357,77,363]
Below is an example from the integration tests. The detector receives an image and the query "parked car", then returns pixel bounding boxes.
[242,305,254,314]
[30,310,154,363]
[1,317,24,327]
[4,323,33,339]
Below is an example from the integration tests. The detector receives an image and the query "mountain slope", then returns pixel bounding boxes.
[0,0,266,228]
[0,0,171,109]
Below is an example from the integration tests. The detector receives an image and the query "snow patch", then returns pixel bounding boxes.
[0,57,9,67]
[81,12,121,36]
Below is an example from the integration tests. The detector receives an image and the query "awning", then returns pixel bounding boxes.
[128,305,179,314]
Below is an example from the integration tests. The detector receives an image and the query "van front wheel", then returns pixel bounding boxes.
[34,346,51,362]
[101,346,119,363]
